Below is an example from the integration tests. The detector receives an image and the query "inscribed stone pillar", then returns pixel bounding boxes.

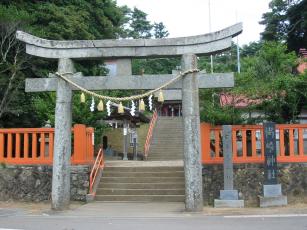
[181,53,203,212]
[223,125,234,190]
[214,125,244,208]
[51,58,74,210]
[260,122,287,207]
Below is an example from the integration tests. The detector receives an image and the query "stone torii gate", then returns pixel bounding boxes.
[16,23,242,212]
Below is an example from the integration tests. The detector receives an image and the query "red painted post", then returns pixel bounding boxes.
[73,124,87,164]
[200,123,211,164]
[0,133,4,163]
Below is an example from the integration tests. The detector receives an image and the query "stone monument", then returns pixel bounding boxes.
[16,23,242,211]
[259,122,287,207]
[214,125,244,208]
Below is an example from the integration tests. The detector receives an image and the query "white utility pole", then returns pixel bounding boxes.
[208,0,213,74]
[236,10,241,73]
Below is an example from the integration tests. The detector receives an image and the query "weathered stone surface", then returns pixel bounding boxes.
[181,54,203,212]
[0,165,90,202]
[116,59,132,75]
[263,184,282,197]
[222,125,233,190]
[203,163,307,206]
[220,190,239,200]
[25,73,234,92]
[213,126,244,208]
[214,199,244,208]
[154,90,182,101]
[259,195,287,208]
[16,23,242,59]
[17,24,242,49]
[52,58,74,210]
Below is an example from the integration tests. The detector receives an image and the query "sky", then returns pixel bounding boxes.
[116,0,271,45]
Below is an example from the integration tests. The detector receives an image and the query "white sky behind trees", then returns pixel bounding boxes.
[116,0,271,45]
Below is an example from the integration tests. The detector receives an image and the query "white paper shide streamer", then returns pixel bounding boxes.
[130,100,136,116]
[90,96,95,112]
[148,94,153,111]
[106,100,111,116]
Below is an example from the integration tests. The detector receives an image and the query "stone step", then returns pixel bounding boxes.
[155,125,183,128]
[103,166,183,172]
[149,146,183,150]
[151,139,183,143]
[147,153,183,156]
[152,134,183,137]
[150,145,183,148]
[150,146,183,149]
[147,158,183,161]
[152,133,183,137]
[102,171,184,177]
[95,195,185,202]
[147,156,183,159]
[157,118,182,121]
[99,182,185,189]
[152,132,183,135]
[151,139,183,142]
[158,117,182,119]
[155,123,183,126]
[153,134,183,137]
[149,149,183,153]
[100,177,184,183]
[148,151,183,157]
[154,128,183,131]
[96,188,185,195]
[149,149,183,155]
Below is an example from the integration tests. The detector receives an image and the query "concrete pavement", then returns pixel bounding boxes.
[1,202,307,230]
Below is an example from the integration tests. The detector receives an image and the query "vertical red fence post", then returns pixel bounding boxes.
[7,133,12,160]
[48,132,54,163]
[72,124,87,164]
[201,123,211,164]
[0,132,4,163]
[86,127,95,163]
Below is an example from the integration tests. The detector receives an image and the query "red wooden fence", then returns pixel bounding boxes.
[201,123,307,164]
[0,124,94,165]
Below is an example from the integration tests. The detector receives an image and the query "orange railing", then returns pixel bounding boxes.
[201,123,307,164]
[0,124,94,165]
[89,148,104,194]
[144,110,158,159]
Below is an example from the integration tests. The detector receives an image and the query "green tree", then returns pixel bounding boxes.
[127,7,152,39]
[0,1,129,128]
[0,6,44,127]
[199,41,307,124]
[153,22,169,38]
[260,0,307,53]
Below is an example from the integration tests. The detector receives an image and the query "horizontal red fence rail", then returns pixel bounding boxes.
[0,124,94,165]
[201,123,307,164]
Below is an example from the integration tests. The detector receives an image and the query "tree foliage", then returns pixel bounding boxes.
[199,41,307,125]
[0,0,172,130]
[260,0,307,52]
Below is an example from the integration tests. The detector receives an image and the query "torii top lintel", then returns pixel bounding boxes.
[16,23,242,59]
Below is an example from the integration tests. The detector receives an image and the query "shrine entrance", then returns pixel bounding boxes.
[16,23,242,211]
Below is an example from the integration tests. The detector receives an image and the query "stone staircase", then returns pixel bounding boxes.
[147,116,184,161]
[95,161,185,202]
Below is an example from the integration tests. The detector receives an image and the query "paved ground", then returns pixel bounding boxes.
[1,201,307,230]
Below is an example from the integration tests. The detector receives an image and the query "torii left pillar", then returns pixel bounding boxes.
[52,58,75,210]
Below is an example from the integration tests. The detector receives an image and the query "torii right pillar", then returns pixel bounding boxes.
[181,54,203,212]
